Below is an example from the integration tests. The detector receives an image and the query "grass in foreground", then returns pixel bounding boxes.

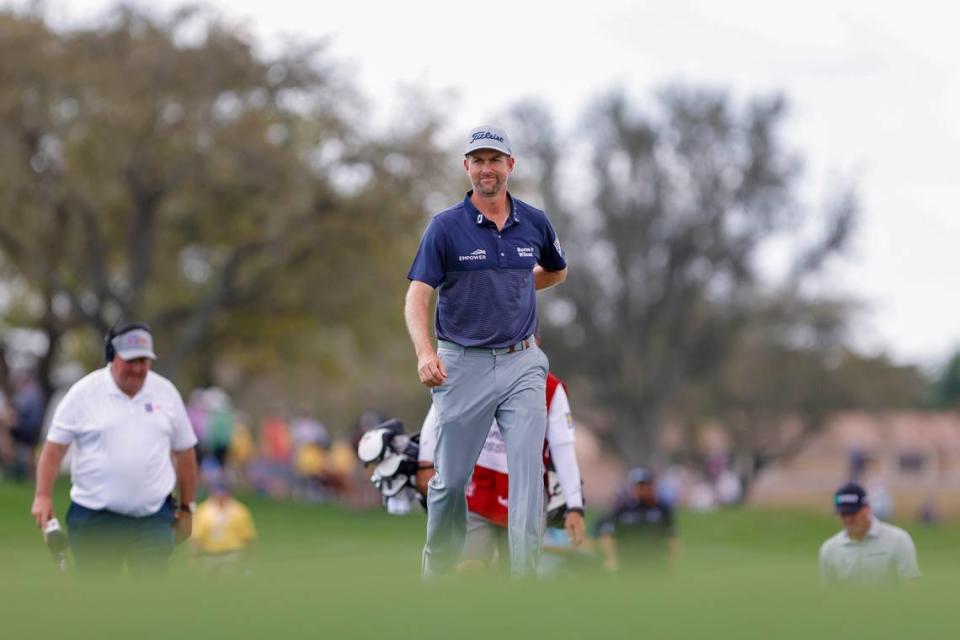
[1,481,957,639]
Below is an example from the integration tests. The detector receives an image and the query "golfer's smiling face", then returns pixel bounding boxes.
[464,150,514,198]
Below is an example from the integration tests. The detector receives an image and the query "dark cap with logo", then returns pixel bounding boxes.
[834,482,869,514]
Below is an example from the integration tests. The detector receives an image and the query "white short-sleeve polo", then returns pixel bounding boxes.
[47,366,198,517]
[819,517,921,586]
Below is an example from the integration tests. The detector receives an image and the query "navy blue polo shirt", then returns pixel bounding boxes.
[408,192,566,348]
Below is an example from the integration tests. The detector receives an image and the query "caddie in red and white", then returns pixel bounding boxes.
[416,369,585,570]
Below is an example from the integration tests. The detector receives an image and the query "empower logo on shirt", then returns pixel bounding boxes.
[458,249,487,261]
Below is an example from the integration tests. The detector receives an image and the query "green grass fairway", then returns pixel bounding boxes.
[1,481,957,639]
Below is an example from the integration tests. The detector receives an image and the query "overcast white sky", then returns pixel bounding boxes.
[20,0,960,368]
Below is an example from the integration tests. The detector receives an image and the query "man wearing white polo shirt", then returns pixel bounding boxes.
[819,482,921,586]
[30,323,198,575]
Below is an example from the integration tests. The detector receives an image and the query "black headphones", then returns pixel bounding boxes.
[104,322,152,363]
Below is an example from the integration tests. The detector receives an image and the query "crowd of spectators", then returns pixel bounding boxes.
[1,371,750,522]
[1,372,381,510]
[184,387,380,508]
[0,370,47,482]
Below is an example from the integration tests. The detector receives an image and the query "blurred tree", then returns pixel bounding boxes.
[508,88,861,463]
[0,6,451,411]
[673,295,930,493]
[931,350,960,409]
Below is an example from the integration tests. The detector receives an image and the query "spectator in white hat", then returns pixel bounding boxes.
[30,322,198,576]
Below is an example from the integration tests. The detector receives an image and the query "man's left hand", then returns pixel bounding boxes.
[565,511,585,547]
[174,512,192,545]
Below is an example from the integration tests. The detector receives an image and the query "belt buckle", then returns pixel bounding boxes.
[507,338,528,354]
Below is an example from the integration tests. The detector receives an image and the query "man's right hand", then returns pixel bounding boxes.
[417,351,447,387]
[31,495,54,529]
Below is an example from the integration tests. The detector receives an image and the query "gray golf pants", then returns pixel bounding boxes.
[423,339,548,577]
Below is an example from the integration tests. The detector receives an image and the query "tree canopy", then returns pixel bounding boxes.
[505,89,928,465]
[0,6,453,423]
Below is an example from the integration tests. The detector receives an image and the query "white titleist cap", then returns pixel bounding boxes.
[464,125,511,156]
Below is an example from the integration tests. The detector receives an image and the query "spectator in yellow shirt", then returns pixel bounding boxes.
[294,442,327,501]
[190,481,257,576]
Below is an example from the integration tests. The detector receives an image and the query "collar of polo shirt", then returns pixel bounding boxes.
[104,365,124,396]
[104,365,144,398]
[466,191,520,227]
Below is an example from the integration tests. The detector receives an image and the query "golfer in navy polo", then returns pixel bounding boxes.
[405,125,567,577]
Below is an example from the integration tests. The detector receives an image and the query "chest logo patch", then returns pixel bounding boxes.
[459,249,487,262]
[517,247,534,258]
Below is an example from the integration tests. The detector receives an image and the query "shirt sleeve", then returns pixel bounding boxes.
[417,404,438,464]
[548,441,583,510]
[546,385,574,447]
[893,531,921,581]
[407,217,447,288]
[45,386,83,445]
[537,216,567,272]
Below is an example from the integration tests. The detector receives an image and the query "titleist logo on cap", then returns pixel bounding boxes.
[465,125,511,156]
[471,131,505,144]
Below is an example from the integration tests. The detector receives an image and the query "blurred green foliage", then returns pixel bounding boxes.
[0,5,455,428]
[930,350,960,409]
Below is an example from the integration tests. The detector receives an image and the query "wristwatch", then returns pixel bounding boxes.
[178,501,197,514]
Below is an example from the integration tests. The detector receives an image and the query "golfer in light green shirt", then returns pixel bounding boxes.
[819,482,921,586]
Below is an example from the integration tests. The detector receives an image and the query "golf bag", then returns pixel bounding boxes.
[357,419,421,514]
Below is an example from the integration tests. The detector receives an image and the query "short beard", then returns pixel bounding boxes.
[473,178,503,197]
